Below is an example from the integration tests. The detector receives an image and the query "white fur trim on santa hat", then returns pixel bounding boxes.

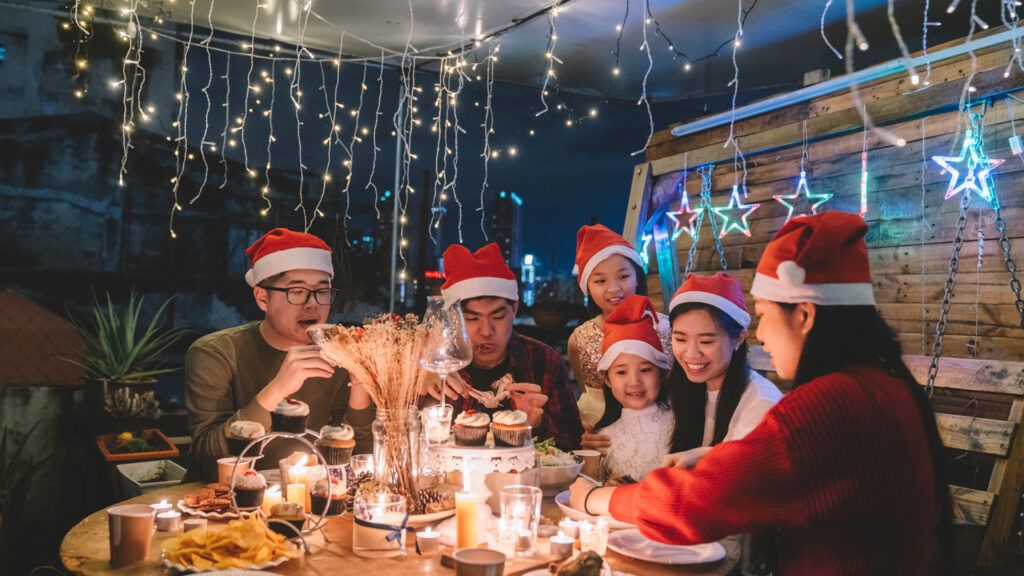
[597,340,671,372]
[442,276,519,308]
[750,261,875,305]
[245,247,334,287]
[577,245,644,294]
[669,292,751,328]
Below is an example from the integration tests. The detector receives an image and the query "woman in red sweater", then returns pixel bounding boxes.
[569,211,952,575]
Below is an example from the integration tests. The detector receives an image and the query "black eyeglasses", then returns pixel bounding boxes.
[262,286,339,305]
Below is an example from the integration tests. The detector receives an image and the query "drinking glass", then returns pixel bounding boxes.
[499,485,542,556]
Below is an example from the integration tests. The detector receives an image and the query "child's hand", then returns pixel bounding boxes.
[580,424,612,454]
[661,446,712,469]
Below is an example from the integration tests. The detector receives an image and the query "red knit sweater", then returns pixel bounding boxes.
[609,366,936,575]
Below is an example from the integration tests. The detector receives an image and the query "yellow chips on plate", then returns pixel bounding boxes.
[162,514,302,570]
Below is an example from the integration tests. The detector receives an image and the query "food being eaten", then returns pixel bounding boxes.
[536,438,583,467]
[182,483,232,513]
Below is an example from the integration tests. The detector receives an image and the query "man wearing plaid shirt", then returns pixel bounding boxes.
[426,243,583,450]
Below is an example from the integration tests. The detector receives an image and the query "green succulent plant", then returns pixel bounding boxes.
[64,290,188,382]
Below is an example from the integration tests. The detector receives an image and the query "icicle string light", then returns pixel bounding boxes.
[844,0,906,148]
[219,54,231,189]
[366,49,385,219]
[261,58,278,217]
[239,1,262,180]
[117,0,144,188]
[957,0,981,114]
[631,0,654,156]
[921,0,934,85]
[309,32,345,232]
[820,0,843,60]
[339,61,370,239]
[291,1,316,229]
[535,11,558,118]
[887,0,920,85]
[169,0,199,239]
[189,0,216,206]
[723,0,744,155]
[479,47,497,240]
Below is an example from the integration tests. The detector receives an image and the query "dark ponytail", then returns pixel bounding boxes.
[786,303,954,574]
[666,303,750,453]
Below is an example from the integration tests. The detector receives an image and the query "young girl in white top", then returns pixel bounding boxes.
[568,224,670,430]
[663,272,782,467]
[590,295,674,481]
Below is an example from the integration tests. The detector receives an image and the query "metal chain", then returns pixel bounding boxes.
[699,166,729,271]
[682,201,705,279]
[926,190,971,396]
[994,207,1024,331]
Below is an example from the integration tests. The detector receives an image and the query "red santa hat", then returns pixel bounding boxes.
[750,211,875,305]
[574,224,644,295]
[669,272,751,329]
[598,295,671,372]
[441,243,519,307]
[244,228,334,287]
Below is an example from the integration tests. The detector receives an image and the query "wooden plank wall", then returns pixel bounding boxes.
[642,42,1024,363]
[635,37,1024,568]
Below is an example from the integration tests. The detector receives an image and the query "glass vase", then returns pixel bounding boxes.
[371,407,421,502]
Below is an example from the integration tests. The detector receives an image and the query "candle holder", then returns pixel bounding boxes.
[231,430,335,539]
[499,485,542,557]
[352,492,410,558]
[579,518,609,556]
[421,404,454,446]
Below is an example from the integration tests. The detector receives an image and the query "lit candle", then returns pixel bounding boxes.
[262,484,283,516]
[150,499,172,515]
[288,465,313,512]
[579,518,609,556]
[456,459,479,548]
[155,510,181,532]
[417,527,441,558]
[549,531,575,560]
[286,483,306,510]
[558,518,579,539]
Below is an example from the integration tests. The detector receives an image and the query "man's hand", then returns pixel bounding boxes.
[661,446,712,469]
[424,371,468,402]
[580,424,612,454]
[507,383,548,427]
[256,345,334,411]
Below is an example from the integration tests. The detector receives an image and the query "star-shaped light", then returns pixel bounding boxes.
[638,232,653,266]
[665,173,703,241]
[712,185,760,238]
[932,129,1004,205]
[773,170,833,224]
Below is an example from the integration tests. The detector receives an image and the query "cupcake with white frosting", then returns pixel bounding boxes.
[226,420,265,455]
[453,409,490,446]
[269,502,306,537]
[310,476,347,516]
[315,424,355,465]
[491,409,531,447]
[231,470,267,509]
[271,398,310,433]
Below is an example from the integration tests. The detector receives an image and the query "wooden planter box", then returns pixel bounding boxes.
[96,429,180,499]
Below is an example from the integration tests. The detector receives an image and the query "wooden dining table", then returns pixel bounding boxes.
[61,482,739,575]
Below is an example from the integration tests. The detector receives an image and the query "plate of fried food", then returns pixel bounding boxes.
[162,514,303,573]
[178,483,255,519]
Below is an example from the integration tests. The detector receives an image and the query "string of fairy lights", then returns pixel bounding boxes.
[55,0,1024,284]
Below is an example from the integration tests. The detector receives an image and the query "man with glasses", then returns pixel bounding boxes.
[185,228,372,481]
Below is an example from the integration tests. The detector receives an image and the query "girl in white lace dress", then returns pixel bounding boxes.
[568,224,669,431]
[590,295,674,481]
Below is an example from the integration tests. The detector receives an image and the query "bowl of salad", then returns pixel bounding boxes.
[535,438,584,495]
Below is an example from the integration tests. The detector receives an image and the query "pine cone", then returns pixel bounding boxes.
[412,486,455,515]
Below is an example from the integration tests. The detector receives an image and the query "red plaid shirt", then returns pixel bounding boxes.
[457,332,582,450]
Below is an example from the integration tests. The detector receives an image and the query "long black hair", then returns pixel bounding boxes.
[667,302,750,453]
[586,260,648,317]
[593,361,671,430]
[782,303,954,572]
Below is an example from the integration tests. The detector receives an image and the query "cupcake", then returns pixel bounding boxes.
[491,409,531,447]
[269,502,306,537]
[315,424,356,465]
[271,398,310,433]
[226,420,265,455]
[452,410,490,446]
[232,470,267,509]
[309,476,347,516]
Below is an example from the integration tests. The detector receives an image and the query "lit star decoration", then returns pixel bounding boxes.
[639,232,653,267]
[773,170,833,224]
[665,173,703,241]
[712,185,760,238]
[932,129,1004,206]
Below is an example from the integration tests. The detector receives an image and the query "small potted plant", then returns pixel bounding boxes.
[64,290,187,433]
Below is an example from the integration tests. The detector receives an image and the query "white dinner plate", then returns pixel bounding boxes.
[606,529,726,565]
[554,491,635,531]
[405,507,456,528]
